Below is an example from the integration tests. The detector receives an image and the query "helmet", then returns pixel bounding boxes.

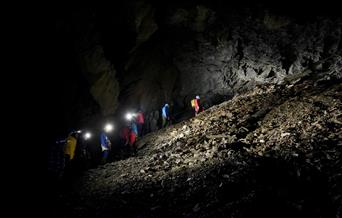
[196,96,200,99]
[165,103,169,107]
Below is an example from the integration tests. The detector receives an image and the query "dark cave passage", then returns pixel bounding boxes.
[48,1,341,217]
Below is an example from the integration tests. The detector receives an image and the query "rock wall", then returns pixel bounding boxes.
[79,45,119,115]
[121,3,341,131]
[54,2,342,133]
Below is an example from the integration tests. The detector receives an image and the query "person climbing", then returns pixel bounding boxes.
[136,109,145,137]
[63,131,79,181]
[120,125,130,146]
[63,131,79,163]
[74,133,91,171]
[191,95,204,116]
[131,120,138,137]
[129,121,138,153]
[162,103,170,128]
[100,131,111,164]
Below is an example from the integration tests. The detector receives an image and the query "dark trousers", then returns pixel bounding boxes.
[101,150,109,164]
[162,117,170,128]
[137,123,144,137]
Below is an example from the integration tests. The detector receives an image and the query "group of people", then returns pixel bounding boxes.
[73,109,145,163]
[119,109,145,153]
[48,109,145,182]
[49,96,203,181]
[48,130,89,183]
[161,95,204,128]
[192,95,204,116]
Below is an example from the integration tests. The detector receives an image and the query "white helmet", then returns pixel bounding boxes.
[196,95,200,99]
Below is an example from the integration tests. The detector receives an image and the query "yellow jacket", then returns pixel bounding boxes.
[63,135,77,160]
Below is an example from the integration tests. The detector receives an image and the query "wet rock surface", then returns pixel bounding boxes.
[58,71,342,217]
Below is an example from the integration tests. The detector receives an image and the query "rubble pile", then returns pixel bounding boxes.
[64,73,342,217]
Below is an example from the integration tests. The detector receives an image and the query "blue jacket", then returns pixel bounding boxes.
[131,122,138,135]
[100,132,110,150]
[162,105,169,118]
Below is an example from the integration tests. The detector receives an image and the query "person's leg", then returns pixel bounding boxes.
[141,123,144,136]
[162,117,166,128]
[137,124,142,137]
[129,133,137,153]
[132,133,137,154]
[101,150,109,164]
[195,108,199,116]
[128,139,134,154]
[63,155,71,178]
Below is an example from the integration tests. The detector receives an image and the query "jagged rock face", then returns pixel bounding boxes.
[120,3,342,127]
[165,8,341,96]
[129,0,158,52]
[55,1,342,132]
[120,44,178,112]
[79,45,119,115]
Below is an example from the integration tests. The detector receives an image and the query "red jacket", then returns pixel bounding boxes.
[120,127,130,141]
[195,99,200,112]
[136,112,144,124]
[194,99,204,112]
[129,131,136,145]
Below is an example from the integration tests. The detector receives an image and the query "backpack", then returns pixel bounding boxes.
[191,99,196,108]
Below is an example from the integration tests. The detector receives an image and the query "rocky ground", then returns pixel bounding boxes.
[57,70,342,218]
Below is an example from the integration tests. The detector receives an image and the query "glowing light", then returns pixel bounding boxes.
[104,123,114,132]
[84,132,91,140]
[125,113,133,120]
